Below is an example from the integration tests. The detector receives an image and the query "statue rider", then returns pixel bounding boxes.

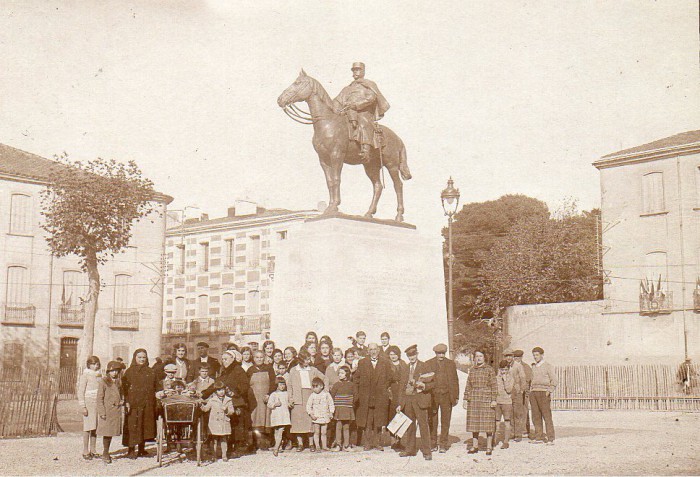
[333,62,390,164]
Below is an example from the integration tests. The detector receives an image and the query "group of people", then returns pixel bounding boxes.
[76,329,558,464]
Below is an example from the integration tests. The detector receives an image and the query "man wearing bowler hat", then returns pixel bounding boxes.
[333,62,390,164]
[396,345,434,460]
[426,343,459,453]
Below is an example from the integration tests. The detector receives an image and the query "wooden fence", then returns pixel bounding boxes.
[0,364,60,438]
[552,364,700,411]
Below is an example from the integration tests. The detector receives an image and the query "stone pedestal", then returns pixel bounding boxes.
[270,215,448,355]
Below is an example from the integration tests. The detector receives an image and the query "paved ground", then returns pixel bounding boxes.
[0,408,698,476]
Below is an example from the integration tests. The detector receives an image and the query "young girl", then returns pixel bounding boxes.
[267,377,292,456]
[201,382,235,462]
[330,366,354,451]
[306,377,335,452]
[240,346,253,372]
[325,348,345,387]
[96,361,123,464]
[77,356,101,460]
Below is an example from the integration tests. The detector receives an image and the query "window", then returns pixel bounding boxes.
[644,251,668,289]
[225,239,235,268]
[222,293,234,316]
[197,294,208,317]
[176,244,185,273]
[201,242,210,271]
[62,270,86,306]
[9,194,32,234]
[642,172,665,214]
[174,297,185,319]
[112,344,129,362]
[2,342,24,381]
[248,289,260,314]
[248,236,260,266]
[277,230,287,240]
[114,274,131,310]
[6,266,29,305]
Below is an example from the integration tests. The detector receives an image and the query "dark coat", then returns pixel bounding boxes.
[202,362,249,409]
[389,360,409,404]
[122,364,157,446]
[397,360,434,409]
[425,356,460,405]
[353,357,395,428]
[191,356,221,379]
[96,377,122,437]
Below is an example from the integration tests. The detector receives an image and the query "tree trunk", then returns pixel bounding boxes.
[78,249,100,375]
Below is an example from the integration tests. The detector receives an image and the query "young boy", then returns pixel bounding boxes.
[156,363,178,399]
[496,359,514,449]
[189,363,215,398]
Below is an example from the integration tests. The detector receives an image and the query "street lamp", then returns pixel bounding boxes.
[441,177,460,358]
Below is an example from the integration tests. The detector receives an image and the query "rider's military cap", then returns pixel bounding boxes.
[351,62,365,70]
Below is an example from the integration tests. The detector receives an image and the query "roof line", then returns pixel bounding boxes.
[593,141,700,169]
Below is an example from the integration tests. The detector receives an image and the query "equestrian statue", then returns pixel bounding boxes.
[277,63,412,222]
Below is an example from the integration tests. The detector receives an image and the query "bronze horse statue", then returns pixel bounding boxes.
[277,70,412,222]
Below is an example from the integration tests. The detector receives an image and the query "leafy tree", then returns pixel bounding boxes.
[41,155,157,371]
[473,201,603,317]
[444,195,549,322]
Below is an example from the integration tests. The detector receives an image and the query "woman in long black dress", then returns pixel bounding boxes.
[122,349,157,459]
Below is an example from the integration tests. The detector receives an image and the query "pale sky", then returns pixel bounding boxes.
[1,1,698,236]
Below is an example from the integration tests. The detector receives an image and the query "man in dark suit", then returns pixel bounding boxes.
[191,341,221,378]
[354,343,395,451]
[426,343,459,453]
[396,344,434,461]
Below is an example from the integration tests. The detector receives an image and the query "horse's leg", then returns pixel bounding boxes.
[319,157,337,214]
[328,148,345,212]
[363,162,382,218]
[387,165,405,222]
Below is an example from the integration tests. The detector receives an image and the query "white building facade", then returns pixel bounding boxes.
[0,144,170,387]
[162,201,320,358]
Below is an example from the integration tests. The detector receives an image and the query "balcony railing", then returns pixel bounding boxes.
[694,289,700,312]
[58,304,84,327]
[162,314,271,335]
[640,291,673,315]
[110,309,140,329]
[167,320,187,334]
[2,303,36,325]
[217,316,237,333]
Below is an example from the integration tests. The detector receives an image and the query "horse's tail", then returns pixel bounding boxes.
[398,142,412,181]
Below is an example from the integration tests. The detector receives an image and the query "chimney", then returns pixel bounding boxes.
[233,199,257,216]
[227,207,236,217]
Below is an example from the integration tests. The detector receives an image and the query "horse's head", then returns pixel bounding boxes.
[277,69,315,108]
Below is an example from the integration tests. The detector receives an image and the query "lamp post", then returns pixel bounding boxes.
[441,177,460,358]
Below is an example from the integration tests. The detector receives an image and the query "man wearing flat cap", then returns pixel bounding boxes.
[426,343,459,453]
[504,349,527,442]
[192,341,220,378]
[513,349,533,439]
[396,345,434,460]
[333,62,390,164]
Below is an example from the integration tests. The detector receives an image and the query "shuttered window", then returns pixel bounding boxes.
[9,194,32,234]
[6,266,29,305]
[114,274,131,310]
[642,172,665,214]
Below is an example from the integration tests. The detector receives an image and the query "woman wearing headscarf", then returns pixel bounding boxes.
[121,349,157,459]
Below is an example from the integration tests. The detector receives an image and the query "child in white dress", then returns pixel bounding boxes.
[267,377,292,456]
[306,377,335,452]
